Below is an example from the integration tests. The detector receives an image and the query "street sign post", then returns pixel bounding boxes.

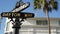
[0,0,34,34]
[1,12,34,18]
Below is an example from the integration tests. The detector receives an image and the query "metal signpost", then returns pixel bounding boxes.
[1,12,34,34]
[0,0,34,34]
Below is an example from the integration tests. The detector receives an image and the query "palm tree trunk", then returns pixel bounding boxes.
[46,10,51,34]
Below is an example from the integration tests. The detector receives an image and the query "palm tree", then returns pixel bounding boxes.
[34,0,58,34]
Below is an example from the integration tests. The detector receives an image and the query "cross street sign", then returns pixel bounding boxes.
[12,2,30,12]
[1,12,34,18]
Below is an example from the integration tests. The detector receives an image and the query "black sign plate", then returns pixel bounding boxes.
[1,12,34,18]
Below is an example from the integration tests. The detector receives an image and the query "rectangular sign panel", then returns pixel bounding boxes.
[1,12,34,18]
[12,2,30,12]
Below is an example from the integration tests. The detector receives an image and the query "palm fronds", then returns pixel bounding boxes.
[34,0,58,12]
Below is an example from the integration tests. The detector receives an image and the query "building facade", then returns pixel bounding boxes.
[4,18,60,34]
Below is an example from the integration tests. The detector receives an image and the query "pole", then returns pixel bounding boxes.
[15,28,20,34]
[12,18,22,34]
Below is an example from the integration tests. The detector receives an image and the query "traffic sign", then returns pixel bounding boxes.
[1,12,34,18]
[12,2,30,12]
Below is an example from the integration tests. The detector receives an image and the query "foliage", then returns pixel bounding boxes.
[34,0,58,12]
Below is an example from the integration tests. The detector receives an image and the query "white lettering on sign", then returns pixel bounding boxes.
[12,2,30,12]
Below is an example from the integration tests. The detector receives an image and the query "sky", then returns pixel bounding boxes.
[0,0,60,34]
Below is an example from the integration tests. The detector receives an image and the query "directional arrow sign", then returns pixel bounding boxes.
[12,2,30,12]
[1,12,34,18]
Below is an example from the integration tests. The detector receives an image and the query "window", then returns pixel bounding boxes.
[59,21,60,25]
[5,32,12,34]
[10,32,12,34]
[36,20,48,25]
